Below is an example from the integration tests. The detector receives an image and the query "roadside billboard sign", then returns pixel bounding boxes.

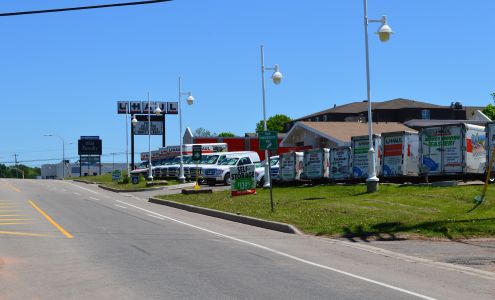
[133,121,164,135]
[230,164,256,197]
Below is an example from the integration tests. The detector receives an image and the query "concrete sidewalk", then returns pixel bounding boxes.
[347,238,495,273]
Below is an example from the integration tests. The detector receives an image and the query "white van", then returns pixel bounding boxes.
[203,151,261,186]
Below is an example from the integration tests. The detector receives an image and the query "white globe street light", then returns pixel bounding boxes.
[271,65,283,85]
[187,93,194,106]
[377,15,393,42]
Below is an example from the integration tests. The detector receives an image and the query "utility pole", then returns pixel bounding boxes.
[13,153,18,179]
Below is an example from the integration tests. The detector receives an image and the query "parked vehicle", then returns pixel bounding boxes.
[185,153,227,181]
[279,152,304,182]
[203,152,261,186]
[351,134,382,180]
[302,148,330,181]
[381,131,420,178]
[487,122,495,182]
[254,156,279,187]
[329,146,352,181]
[420,124,486,177]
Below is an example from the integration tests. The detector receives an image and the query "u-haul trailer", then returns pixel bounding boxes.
[351,134,382,180]
[329,147,352,181]
[381,131,420,179]
[279,152,304,182]
[420,124,486,178]
[302,148,330,181]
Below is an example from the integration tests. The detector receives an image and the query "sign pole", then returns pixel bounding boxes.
[268,150,274,212]
[131,114,135,170]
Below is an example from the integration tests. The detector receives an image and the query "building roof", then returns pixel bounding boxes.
[404,119,488,128]
[281,121,416,147]
[294,98,446,121]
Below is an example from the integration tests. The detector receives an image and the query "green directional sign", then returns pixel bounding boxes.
[192,145,202,161]
[259,131,278,151]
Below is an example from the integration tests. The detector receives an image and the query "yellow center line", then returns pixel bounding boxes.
[0,222,29,225]
[0,210,21,212]
[0,215,24,217]
[0,230,50,237]
[28,200,74,239]
[0,219,31,221]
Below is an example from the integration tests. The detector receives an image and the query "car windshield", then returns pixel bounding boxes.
[169,157,181,164]
[183,156,193,164]
[219,157,239,166]
[201,155,219,164]
[138,162,148,168]
[261,157,279,167]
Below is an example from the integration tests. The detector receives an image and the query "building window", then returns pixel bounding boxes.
[315,116,319,122]
[421,109,430,120]
[322,115,328,122]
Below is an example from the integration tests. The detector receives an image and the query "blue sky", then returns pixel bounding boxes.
[1,0,494,166]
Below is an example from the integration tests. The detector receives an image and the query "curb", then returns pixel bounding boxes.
[73,179,97,184]
[98,184,165,193]
[148,197,302,235]
[97,182,196,193]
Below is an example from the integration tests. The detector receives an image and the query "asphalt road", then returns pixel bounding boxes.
[0,179,494,300]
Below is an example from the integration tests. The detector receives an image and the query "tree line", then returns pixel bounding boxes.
[0,164,41,179]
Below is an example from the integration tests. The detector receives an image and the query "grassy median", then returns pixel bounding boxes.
[158,184,495,240]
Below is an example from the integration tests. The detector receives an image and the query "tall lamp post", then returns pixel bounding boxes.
[260,45,283,188]
[178,76,195,184]
[363,0,393,193]
[44,134,66,180]
[146,93,162,181]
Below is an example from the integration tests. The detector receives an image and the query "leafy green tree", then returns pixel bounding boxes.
[256,114,292,133]
[193,128,215,137]
[483,104,495,120]
[217,132,236,137]
[483,93,495,120]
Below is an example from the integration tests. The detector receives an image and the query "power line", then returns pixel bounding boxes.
[0,0,171,17]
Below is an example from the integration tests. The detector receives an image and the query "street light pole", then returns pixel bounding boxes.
[260,45,283,188]
[44,134,65,180]
[178,77,185,183]
[148,92,153,181]
[362,0,393,193]
[125,105,130,176]
[178,76,195,184]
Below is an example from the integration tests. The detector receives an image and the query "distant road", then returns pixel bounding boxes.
[0,179,493,299]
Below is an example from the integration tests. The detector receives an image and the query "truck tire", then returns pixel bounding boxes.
[224,173,231,185]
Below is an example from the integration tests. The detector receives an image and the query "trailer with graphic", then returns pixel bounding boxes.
[420,124,486,177]
[279,152,304,182]
[302,148,330,180]
[329,147,352,181]
[486,122,495,180]
[351,134,382,180]
[381,131,420,178]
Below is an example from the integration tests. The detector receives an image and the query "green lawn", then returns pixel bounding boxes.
[158,184,495,240]
[71,173,179,190]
